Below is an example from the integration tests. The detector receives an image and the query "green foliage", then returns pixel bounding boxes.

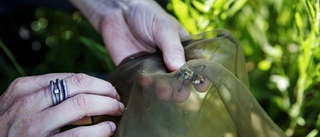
[0,40,26,76]
[0,8,114,93]
[167,0,320,136]
[28,8,115,74]
[79,36,115,71]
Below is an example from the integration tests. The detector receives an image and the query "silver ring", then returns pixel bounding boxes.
[56,79,64,102]
[50,80,58,106]
[61,79,68,100]
[50,79,69,106]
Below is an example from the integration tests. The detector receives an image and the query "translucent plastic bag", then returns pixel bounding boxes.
[93,29,286,137]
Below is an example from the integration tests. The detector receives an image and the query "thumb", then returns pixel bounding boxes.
[156,27,189,71]
[162,44,185,71]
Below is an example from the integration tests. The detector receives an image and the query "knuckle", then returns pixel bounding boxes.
[11,77,27,87]
[63,73,76,77]
[74,94,90,110]
[72,73,91,88]
[8,77,29,92]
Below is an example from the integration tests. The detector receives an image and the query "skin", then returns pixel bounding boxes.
[1,0,188,136]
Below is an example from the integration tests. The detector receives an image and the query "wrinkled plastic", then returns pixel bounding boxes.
[93,29,286,137]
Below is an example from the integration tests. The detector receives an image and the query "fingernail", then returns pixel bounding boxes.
[119,102,125,112]
[173,59,184,68]
[107,122,116,133]
[170,57,185,71]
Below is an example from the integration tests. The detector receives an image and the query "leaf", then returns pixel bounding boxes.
[212,0,227,9]
[306,0,316,21]
[172,0,198,34]
[79,36,115,71]
[0,39,26,76]
[192,1,206,13]
[295,12,303,36]
[227,0,248,17]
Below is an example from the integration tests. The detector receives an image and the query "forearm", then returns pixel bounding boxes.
[68,0,128,31]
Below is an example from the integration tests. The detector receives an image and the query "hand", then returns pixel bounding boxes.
[69,0,189,71]
[0,73,125,137]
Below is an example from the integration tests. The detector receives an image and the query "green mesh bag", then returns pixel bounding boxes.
[94,29,286,137]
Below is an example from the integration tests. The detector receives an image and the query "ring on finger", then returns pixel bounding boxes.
[50,79,69,106]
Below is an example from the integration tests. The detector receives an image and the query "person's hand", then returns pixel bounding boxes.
[0,73,125,137]
[69,0,189,71]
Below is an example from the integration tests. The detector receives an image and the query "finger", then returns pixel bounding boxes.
[155,24,186,71]
[0,73,75,111]
[194,78,212,92]
[36,73,120,109]
[39,94,124,132]
[62,73,120,100]
[153,73,191,102]
[4,73,74,97]
[155,80,173,100]
[52,121,116,137]
[172,82,191,103]
[139,74,153,89]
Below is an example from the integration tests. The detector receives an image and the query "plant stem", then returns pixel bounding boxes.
[0,39,26,76]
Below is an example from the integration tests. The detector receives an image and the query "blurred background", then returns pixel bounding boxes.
[0,0,319,136]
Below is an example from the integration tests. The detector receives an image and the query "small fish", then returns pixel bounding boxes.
[176,65,206,91]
